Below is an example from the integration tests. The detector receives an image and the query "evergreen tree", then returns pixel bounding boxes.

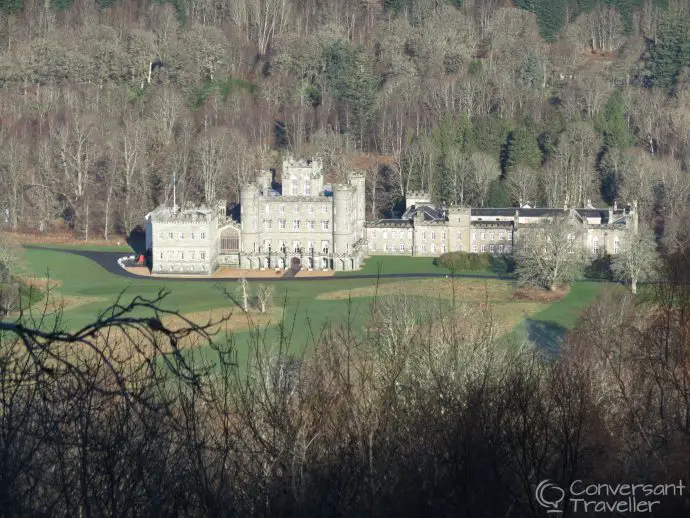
[646,12,690,89]
[596,90,634,149]
[0,0,22,14]
[502,126,543,174]
[472,116,509,164]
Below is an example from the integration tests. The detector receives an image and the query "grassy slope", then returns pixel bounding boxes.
[335,255,499,277]
[18,247,605,368]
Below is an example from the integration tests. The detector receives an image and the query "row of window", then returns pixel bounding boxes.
[472,244,512,254]
[259,240,331,254]
[473,231,512,242]
[158,250,207,261]
[264,219,330,231]
[264,203,329,215]
[158,231,206,240]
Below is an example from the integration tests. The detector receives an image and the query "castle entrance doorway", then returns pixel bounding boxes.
[291,257,301,270]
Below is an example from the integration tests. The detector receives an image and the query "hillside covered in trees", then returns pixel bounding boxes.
[0,0,689,251]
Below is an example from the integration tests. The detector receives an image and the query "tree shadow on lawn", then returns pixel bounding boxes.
[525,318,568,358]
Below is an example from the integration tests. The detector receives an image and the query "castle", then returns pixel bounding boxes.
[145,157,638,275]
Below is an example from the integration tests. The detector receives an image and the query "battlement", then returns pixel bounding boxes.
[332,183,354,192]
[150,205,215,224]
[283,155,323,179]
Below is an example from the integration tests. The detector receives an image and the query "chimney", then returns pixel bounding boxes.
[608,206,613,226]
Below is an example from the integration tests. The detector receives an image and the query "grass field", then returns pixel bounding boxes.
[335,255,500,277]
[12,247,605,368]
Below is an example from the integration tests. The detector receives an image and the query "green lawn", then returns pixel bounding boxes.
[14,247,607,369]
[26,242,136,253]
[503,281,607,355]
[336,255,499,277]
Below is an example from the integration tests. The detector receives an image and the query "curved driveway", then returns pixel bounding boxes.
[24,246,511,283]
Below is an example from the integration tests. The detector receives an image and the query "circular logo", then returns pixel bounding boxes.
[535,480,565,514]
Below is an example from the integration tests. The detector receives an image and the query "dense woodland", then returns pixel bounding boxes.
[0,0,689,251]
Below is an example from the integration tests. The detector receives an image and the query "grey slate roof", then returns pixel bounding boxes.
[402,205,446,221]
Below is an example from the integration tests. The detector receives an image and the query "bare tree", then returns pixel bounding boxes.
[611,226,660,294]
[255,284,275,313]
[506,164,538,207]
[236,275,249,312]
[515,214,586,291]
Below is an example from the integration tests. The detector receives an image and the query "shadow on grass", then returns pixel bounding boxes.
[525,318,568,358]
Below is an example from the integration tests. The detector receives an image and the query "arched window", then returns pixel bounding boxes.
[220,227,240,253]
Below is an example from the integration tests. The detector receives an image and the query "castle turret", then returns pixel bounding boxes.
[332,183,354,254]
[257,170,272,194]
[240,183,260,253]
[406,191,431,210]
[347,171,366,239]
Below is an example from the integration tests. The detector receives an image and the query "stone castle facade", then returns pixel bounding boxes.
[145,157,638,275]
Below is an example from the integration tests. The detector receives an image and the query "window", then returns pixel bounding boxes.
[431,231,436,240]
[498,245,503,253]
[430,244,436,254]
[191,232,195,240]
[422,231,427,240]
[180,251,185,260]
[457,217,462,223]
[293,241,300,252]
[323,204,329,214]
[308,241,314,252]
[305,180,311,196]
[191,251,195,260]
[308,220,315,230]
[456,231,461,241]
[455,243,462,252]
[383,243,388,252]
[291,178,297,195]
[472,232,476,241]
[159,252,163,260]
[179,232,184,239]
[200,251,206,260]
[200,232,206,240]
[489,232,494,241]
[169,232,173,239]
[421,244,426,253]
[400,243,405,252]
[279,204,285,215]
[279,219,286,230]
[308,205,313,215]
[322,220,330,230]
[489,244,494,253]
[499,232,504,240]
[613,238,620,254]
[481,232,486,240]
[505,245,512,253]
[264,220,272,231]
[265,204,270,214]
[321,240,329,253]
[592,237,599,254]
[293,220,300,230]
[507,231,513,241]
[481,244,486,252]
[441,244,446,253]
[279,240,286,253]
[441,231,446,241]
